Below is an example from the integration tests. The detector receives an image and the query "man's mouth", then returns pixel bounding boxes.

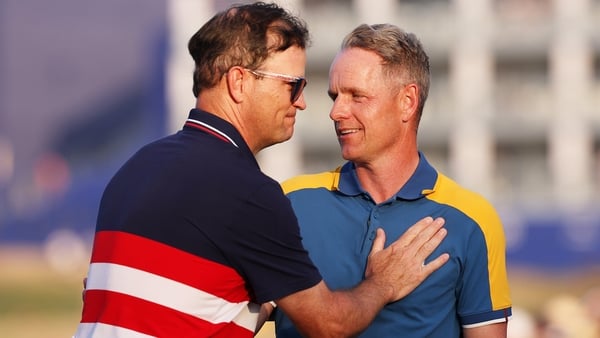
[338,128,359,136]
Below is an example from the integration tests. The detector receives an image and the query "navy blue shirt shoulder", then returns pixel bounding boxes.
[97,108,321,303]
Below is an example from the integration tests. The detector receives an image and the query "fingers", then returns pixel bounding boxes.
[369,228,386,257]
[390,217,445,254]
[415,224,447,261]
[396,216,434,244]
[422,253,450,275]
[365,217,449,303]
[419,226,450,275]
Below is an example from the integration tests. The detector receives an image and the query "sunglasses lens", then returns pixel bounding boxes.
[291,79,307,103]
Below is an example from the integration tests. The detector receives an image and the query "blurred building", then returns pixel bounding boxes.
[0,0,168,242]
[0,0,598,271]
[251,0,600,213]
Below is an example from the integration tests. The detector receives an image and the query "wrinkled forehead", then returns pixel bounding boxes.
[330,48,384,76]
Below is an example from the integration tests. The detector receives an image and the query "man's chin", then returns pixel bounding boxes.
[340,148,358,161]
[281,128,294,142]
[266,131,294,149]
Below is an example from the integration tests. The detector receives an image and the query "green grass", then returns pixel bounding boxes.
[0,248,84,338]
[0,279,81,315]
[1,247,598,338]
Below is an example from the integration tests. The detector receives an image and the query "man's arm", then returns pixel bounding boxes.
[464,322,507,338]
[277,216,449,338]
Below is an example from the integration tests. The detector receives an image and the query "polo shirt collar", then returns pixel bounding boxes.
[183,108,256,162]
[337,151,438,201]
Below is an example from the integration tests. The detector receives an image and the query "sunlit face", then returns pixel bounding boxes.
[328,47,405,164]
[244,46,307,151]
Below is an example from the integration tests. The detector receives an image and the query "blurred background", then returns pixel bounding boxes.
[0,0,599,337]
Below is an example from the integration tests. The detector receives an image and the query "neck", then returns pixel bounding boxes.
[354,149,419,204]
[196,92,261,155]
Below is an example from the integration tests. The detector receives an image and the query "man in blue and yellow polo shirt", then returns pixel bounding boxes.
[275,24,512,338]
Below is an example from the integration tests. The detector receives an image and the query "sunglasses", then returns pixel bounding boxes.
[246,69,307,103]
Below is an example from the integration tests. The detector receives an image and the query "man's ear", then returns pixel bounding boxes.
[226,66,246,103]
[399,83,419,122]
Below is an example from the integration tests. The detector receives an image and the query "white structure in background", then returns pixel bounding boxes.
[167,0,600,212]
[549,0,594,209]
[449,0,495,198]
[166,0,212,133]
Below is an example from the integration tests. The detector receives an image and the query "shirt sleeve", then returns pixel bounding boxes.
[222,181,322,304]
[458,214,512,327]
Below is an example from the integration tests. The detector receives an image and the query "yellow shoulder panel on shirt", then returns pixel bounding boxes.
[426,172,512,310]
[281,168,342,194]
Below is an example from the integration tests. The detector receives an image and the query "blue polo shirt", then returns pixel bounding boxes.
[274,153,511,337]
